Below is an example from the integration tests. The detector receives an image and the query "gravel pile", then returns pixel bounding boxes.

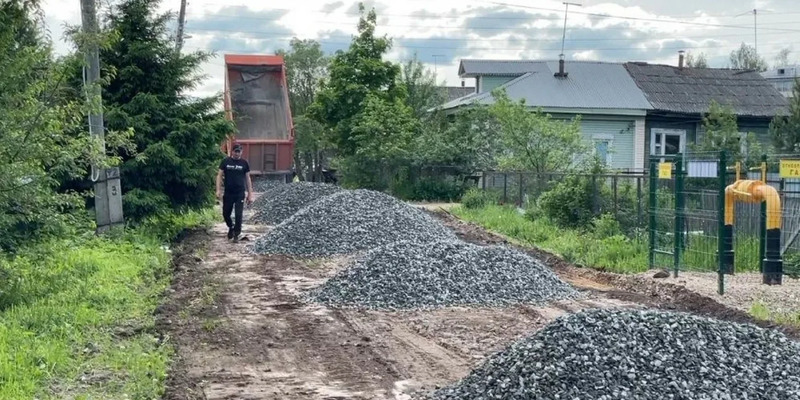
[252,177,286,192]
[250,189,457,257]
[431,308,800,400]
[308,239,580,310]
[250,182,344,225]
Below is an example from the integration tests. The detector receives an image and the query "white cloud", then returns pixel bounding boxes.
[39,0,800,99]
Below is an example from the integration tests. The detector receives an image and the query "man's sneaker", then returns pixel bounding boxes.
[227,227,234,240]
[233,234,240,243]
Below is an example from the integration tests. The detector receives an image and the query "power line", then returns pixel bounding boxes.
[184,26,795,46]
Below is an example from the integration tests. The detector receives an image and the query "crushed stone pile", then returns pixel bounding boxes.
[430,308,800,400]
[250,182,344,225]
[308,239,580,310]
[250,189,457,257]
[252,178,286,193]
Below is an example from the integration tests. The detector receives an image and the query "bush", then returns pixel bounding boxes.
[122,188,172,221]
[538,174,611,228]
[592,213,623,239]
[390,176,467,202]
[461,188,498,209]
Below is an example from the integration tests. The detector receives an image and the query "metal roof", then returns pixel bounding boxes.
[439,86,476,102]
[459,59,544,77]
[625,62,789,117]
[441,60,653,112]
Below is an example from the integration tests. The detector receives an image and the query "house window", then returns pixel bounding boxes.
[651,128,686,159]
[592,134,613,166]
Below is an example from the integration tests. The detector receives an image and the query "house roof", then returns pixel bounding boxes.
[441,60,653,113]
[624,62,789,117]
[458,59,543,77]
[438,86,475,102]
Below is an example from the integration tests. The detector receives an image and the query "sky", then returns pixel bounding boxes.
[42,0,800,99]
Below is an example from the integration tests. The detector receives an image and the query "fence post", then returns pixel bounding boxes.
[637,176,643,228]
[503,173,508,204]
[613,175,619,219]
[592,173,599,215]
[518,172,524,207]
[717,150,727,295]
[759,154,767,273]
[649,160,657,270]
[674,153,685,278]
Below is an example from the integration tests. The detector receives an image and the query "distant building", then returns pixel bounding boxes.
[761,65,800,97]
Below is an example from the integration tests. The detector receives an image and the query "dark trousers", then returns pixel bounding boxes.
[222,193,244,235]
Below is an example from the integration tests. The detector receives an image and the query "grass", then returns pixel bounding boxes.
[749,300,800,328]
[0,208,216,400]
[452,204,765,275]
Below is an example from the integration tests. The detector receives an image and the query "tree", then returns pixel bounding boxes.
[487,88,587,174]
[729,42,768,71]
[338,93,420,190]
[769,83,800,152]
[413,106,501,173]
[693,100,761,167]
[399,54,444,119]
[774,48,792,68]
[307,2,405,158]
[277,38,329,181]
[0,0,100,251]
[89,0,232,220]
[686,51,709,68]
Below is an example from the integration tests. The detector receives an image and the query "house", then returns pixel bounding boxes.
[624,59,790,161]
[761,65,800,97]
[438,85,475,102]
[436,59,654,172]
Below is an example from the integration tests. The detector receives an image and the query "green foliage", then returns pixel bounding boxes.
[390,175,467,202]
[399,53,444,119]
[693,100,761,167]
[77,0,232,220]
[729,42,768,71]
[488,88,587,173]
[277,38,330,181]
[685,51,709,68]
[591,213,623,239]
[461,188,499,209]
[0,1,111,252]
[538,174,608,228]
[308,3,405,158]
[414,106,501,172]
[453,204,649,273]
[770,81,800,153]
[0,208,213,399]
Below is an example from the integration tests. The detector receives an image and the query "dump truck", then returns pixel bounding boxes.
[222,54,295,182]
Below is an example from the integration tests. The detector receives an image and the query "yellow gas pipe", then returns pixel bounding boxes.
[723,179,783,284]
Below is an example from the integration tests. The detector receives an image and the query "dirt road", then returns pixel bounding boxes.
[157,206,799,400]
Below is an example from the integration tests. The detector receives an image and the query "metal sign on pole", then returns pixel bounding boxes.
[80,0,124,233]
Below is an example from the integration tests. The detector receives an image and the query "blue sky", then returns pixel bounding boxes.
[42,0,800,98]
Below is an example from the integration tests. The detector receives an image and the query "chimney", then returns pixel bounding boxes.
[554,54,568,78]
[678,50,685,69]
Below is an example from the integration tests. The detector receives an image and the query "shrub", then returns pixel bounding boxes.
[461,188,498,209]
[538,174,611,228]
[592,213,623,239]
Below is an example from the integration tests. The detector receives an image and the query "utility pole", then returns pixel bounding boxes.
[176,0,187,52]
[560,2,582,59]
[80,0,124,234]
[432,54,444,81]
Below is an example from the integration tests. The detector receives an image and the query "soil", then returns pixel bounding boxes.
[156,201,800,400]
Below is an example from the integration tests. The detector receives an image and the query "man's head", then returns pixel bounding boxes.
[232,143,243,159]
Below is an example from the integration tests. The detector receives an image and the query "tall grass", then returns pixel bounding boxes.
[0,209,215,399]
[453,205,764,275]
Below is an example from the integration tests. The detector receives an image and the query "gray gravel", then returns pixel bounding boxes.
[250,189,457,257]
[308,239,581,310]
[252,177,286,193]
[430,308,800,400]
[250,182,343,225]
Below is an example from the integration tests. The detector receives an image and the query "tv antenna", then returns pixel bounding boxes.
[560,2,582,59]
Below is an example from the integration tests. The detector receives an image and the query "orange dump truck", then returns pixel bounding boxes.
[222,54,295,181]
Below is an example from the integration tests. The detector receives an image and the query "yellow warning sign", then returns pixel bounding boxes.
[780,159,800,178]
[658,162,672,179]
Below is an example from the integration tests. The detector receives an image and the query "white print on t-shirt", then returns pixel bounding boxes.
[226,164,244,170]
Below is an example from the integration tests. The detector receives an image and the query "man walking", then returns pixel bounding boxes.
[216,142,254,242]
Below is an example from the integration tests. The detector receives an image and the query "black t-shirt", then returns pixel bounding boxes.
[219,157,250,195]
